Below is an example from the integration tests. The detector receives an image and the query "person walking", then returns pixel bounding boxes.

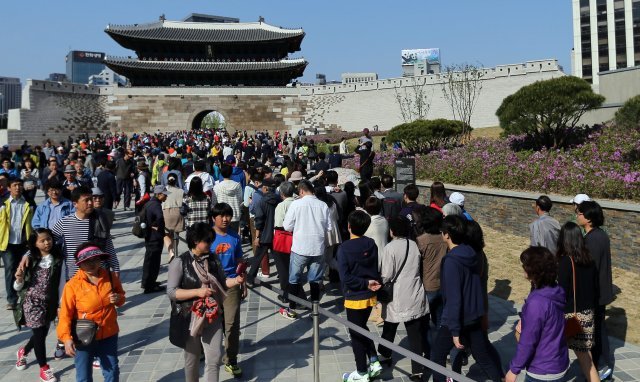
[115,150,135,211]
[57,243,126,382]
[281,179,332,320]
[529,195,561,254]
[13,228,63,382]
[96,161,117,210]
[247,179,279,284]
[182,177,213,232]
[142,185,170,294]
[0,178,34,310]
[31,180,74,230]
[432,215,503,382]
[213,164,243,233]
[577,201,614,380]
[376,217,429,380]
[163,173,185,261]
[506,247,569,382]
[167,223,245,382]
[337,210,382,382]
[556,222,599,381]
[210,203,246,378]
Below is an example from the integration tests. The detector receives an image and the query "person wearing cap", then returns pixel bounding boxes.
[32,179,74,230]
[61,165,80,201]
[142,185,169,294]
[449,192,473,221]
[92,187,114,230]
[355,141,375,181]
[57,242,125,381]
[529,195,561,255]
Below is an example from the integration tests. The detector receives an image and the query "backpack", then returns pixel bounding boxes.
[382,197,402,221]
[131,204,149,238]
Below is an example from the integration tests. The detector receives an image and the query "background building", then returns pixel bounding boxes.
[48,73,68,82]
[341,72,378,84]
[0,77,22,122]
[88,68,128,87]
[66,50,106,84]
[402,48,441,77]
[572,0,640,87]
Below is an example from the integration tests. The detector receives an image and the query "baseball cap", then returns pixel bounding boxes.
[91,187,104,196]
[569,194,591,204]
[64,165,75,173]
[75,246,109,266]
[153,185,171,196]
[289,171,303,181]
[449,192,465,207]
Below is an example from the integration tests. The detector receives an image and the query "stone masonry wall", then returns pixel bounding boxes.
[416,182,640,272]
[106,90,308,134]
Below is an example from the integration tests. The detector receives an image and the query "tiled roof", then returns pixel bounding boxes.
[105,21,304,43]
[104,57,308,72]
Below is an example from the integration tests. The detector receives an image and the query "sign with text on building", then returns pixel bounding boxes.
[401,48,440,65]
[73,51,105,63]
[395,157,416,195]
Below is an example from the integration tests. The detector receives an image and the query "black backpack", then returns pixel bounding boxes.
[131,204,149,238]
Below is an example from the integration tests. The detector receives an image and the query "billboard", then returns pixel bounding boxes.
[72,51,105,63]
[401,48,440,65]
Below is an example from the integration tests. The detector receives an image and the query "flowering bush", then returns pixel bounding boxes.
[342,125,640,201]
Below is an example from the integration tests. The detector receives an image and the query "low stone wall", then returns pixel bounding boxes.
[416,182,640,272]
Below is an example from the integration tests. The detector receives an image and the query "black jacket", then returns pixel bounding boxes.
[254,192,279,244]
[145,197,165,242]
[14,254,63,329]
[97,170,117,209]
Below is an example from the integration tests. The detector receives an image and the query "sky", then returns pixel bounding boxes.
[0,1,574,84]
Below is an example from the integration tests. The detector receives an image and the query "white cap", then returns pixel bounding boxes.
[570,194,591,204]
[449,192,465,207]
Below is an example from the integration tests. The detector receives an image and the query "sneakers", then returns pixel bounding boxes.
[368,360,382,378]
[53,343,66,360]
[224,363,243,377]
[278,307,298,320]
[39,364,57,382]
[16,347,27,370]
[92,358,100,369]
[257,270,269,280]
[599,367,613,380]
[342,370,370,382]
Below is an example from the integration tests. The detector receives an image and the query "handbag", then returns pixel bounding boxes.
[565,256,583,339]
[169,303,191,349]
[377,239,409,304]
[71,315,99,347]
[71,269,114,346]
[273,227,293,254]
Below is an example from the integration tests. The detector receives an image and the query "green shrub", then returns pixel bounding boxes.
[614,94,640,131]
[387,119,464,153]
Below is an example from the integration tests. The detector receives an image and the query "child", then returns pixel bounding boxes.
[337,210,382,382]
[14,228,63,382]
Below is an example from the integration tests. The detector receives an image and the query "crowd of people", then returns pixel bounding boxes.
[0,127,615,382]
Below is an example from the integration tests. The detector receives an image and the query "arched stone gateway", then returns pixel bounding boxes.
[190,110,228,131]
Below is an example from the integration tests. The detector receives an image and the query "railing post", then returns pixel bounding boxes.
[312,300,320,382]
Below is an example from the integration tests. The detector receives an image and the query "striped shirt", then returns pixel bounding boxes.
[51,213,119,279]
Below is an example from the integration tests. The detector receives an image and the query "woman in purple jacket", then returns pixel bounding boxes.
[506,247,569,382]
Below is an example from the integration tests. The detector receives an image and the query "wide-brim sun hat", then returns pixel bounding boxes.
[75,246,110,266]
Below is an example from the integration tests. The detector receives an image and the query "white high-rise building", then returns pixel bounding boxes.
[572,0,640,87]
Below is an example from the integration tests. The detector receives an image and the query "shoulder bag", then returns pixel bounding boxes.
[71,269,114,347]
[564,256,583,339]
[377,239,409,304]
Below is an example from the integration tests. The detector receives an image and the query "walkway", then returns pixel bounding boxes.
[0,209,639,381]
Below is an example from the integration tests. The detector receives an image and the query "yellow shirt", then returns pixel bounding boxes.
[344,296,377,309]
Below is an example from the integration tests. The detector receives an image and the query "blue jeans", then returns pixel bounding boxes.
[75,334,119,382]
[288,252,325,285]
[426,290,443,329]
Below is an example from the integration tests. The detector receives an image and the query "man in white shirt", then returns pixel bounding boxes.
[184,160,215,195]
[339,137,348,155]
[280,180,332,320]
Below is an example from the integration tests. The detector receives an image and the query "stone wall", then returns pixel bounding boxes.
[2,80,108,146]
[104,86,307,134]
[416,182,640,272]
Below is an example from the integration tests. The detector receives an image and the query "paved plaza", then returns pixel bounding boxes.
[0,207,639,381]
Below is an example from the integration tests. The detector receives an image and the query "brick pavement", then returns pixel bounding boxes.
[0,208,639,381]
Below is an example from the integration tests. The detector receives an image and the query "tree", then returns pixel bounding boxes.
[496,76,605,149]
[393,77,434,123]
[201,111,226,130]
[441,63,484,140]
[614,94,640,131]
[387,119,464,153]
